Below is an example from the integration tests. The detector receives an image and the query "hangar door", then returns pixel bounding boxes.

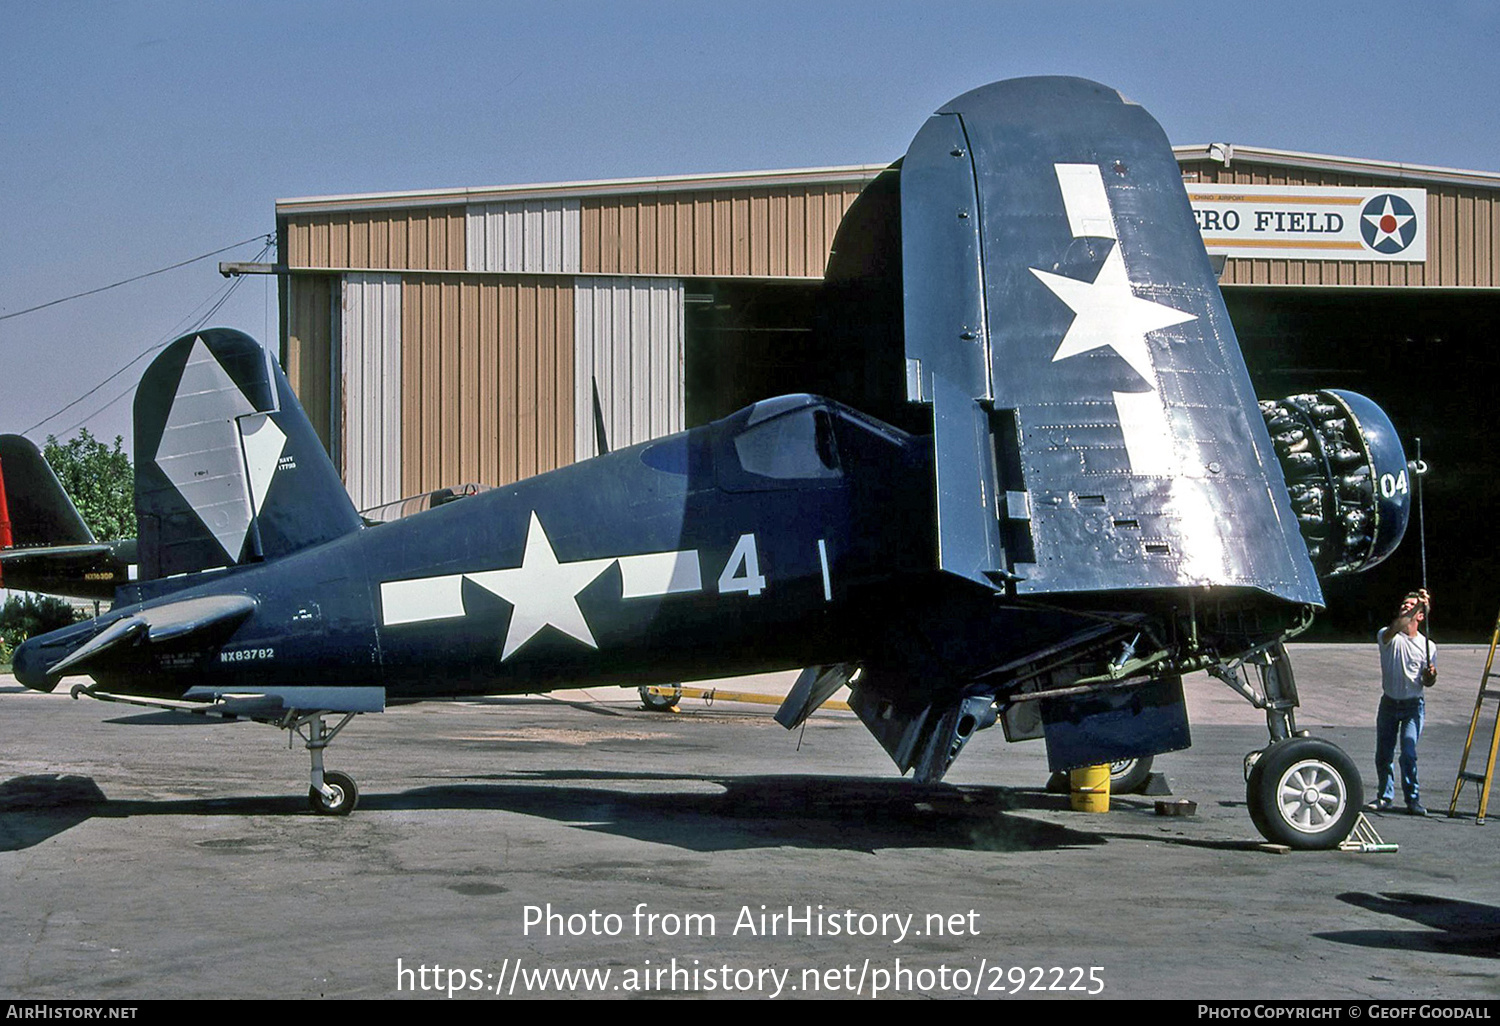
[1228,287,1500,638]
[573,277,685,459]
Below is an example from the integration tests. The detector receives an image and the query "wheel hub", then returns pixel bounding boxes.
[1276,759,1347,833]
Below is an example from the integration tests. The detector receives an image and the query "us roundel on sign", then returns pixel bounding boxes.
[1359,194,1418,254]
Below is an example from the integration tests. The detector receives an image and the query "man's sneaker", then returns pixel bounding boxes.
[1370,797,1394,811]
[1407,800,1428,817]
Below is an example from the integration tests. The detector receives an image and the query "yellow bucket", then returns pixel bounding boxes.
[1069,764,1111,813]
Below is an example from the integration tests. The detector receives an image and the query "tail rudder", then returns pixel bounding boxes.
[0,434,94,549]
[133,329,362,579]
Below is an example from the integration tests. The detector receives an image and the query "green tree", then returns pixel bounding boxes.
[0,593,78,653]
[44,429,135,541]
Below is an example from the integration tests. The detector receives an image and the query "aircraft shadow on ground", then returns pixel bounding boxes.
[0,774,112,852]
[1315,892,1500,960]
[0,771,1105,855]
[104,712,248,726]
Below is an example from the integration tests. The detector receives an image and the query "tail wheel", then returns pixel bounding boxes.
[309,770,359,816]
[1246,738,1361,849]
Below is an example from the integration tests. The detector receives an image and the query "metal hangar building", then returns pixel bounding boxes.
[276,146,1500,635]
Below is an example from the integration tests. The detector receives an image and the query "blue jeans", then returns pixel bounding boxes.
[1375,695,1424,804]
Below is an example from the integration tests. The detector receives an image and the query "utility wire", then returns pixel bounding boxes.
[25,243,272,438]
[41,275,252,440]
[0,234,271,323]
[41,378,138,441]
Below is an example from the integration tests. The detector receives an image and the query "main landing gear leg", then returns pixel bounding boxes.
[1212,643,1363,849]
[287,711,360,815]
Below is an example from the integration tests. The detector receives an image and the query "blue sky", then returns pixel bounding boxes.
[2,0,1498,449]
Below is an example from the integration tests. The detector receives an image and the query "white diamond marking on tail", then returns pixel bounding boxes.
[239,413,287,515]
[157,337,258,561]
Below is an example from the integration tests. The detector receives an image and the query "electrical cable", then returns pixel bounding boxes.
[0,235,271,323]
[42,278,250,439]
[25,243,271,439]
[21,285,222,436]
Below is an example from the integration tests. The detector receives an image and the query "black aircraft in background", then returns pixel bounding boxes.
[0,433,136,600]
[15,78,1419,849]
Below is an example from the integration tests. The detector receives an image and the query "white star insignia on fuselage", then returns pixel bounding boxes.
[1030,245,1198,384]
[466,512,616,660]
[377,517,705,658]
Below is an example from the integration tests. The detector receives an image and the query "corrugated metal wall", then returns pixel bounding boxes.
[286,186,865,279]
[1183,159,1500,287]
[284,274,336,451]
[573,277,685,460]
[399,276,575,494]
[579,184,865,277]
[341,274,403,510]
[466,199,582,273]
[283,179,867,497]
[284,207,467,271]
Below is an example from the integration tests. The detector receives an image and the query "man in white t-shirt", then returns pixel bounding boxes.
[1374,588,1437,815]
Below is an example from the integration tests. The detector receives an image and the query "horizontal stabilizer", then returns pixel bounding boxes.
[0,542,132,600]
[46,616,146,677]
[775,663,856,729]
[41,594,257,678]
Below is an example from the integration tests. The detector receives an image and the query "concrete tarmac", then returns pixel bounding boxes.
[1,643,1497,1001]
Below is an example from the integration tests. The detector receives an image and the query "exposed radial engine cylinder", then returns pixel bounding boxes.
[1260,389,1414,578]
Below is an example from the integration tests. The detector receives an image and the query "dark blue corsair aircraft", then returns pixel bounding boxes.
[15,78,1418,849]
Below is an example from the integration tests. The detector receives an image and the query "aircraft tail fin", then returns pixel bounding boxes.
[133,329,363,580]
[0,434,95,549]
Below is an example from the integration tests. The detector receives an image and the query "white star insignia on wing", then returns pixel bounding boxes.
[466,512,616,660]
[1030,245,1198,383]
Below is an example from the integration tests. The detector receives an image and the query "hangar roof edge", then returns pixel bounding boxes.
[275,147,1500,218]
[1173,144,1500,190]
[277,163,893,215]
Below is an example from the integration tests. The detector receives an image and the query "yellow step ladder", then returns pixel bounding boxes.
[1448,610,1500,823]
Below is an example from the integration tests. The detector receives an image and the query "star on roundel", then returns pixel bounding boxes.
[1360,194,1418,254]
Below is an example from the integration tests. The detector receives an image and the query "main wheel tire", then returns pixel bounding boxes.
[639,685,682,712]
[1246,738,1361,849]
[1109,755,1154,794]
[309,770,359,816]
